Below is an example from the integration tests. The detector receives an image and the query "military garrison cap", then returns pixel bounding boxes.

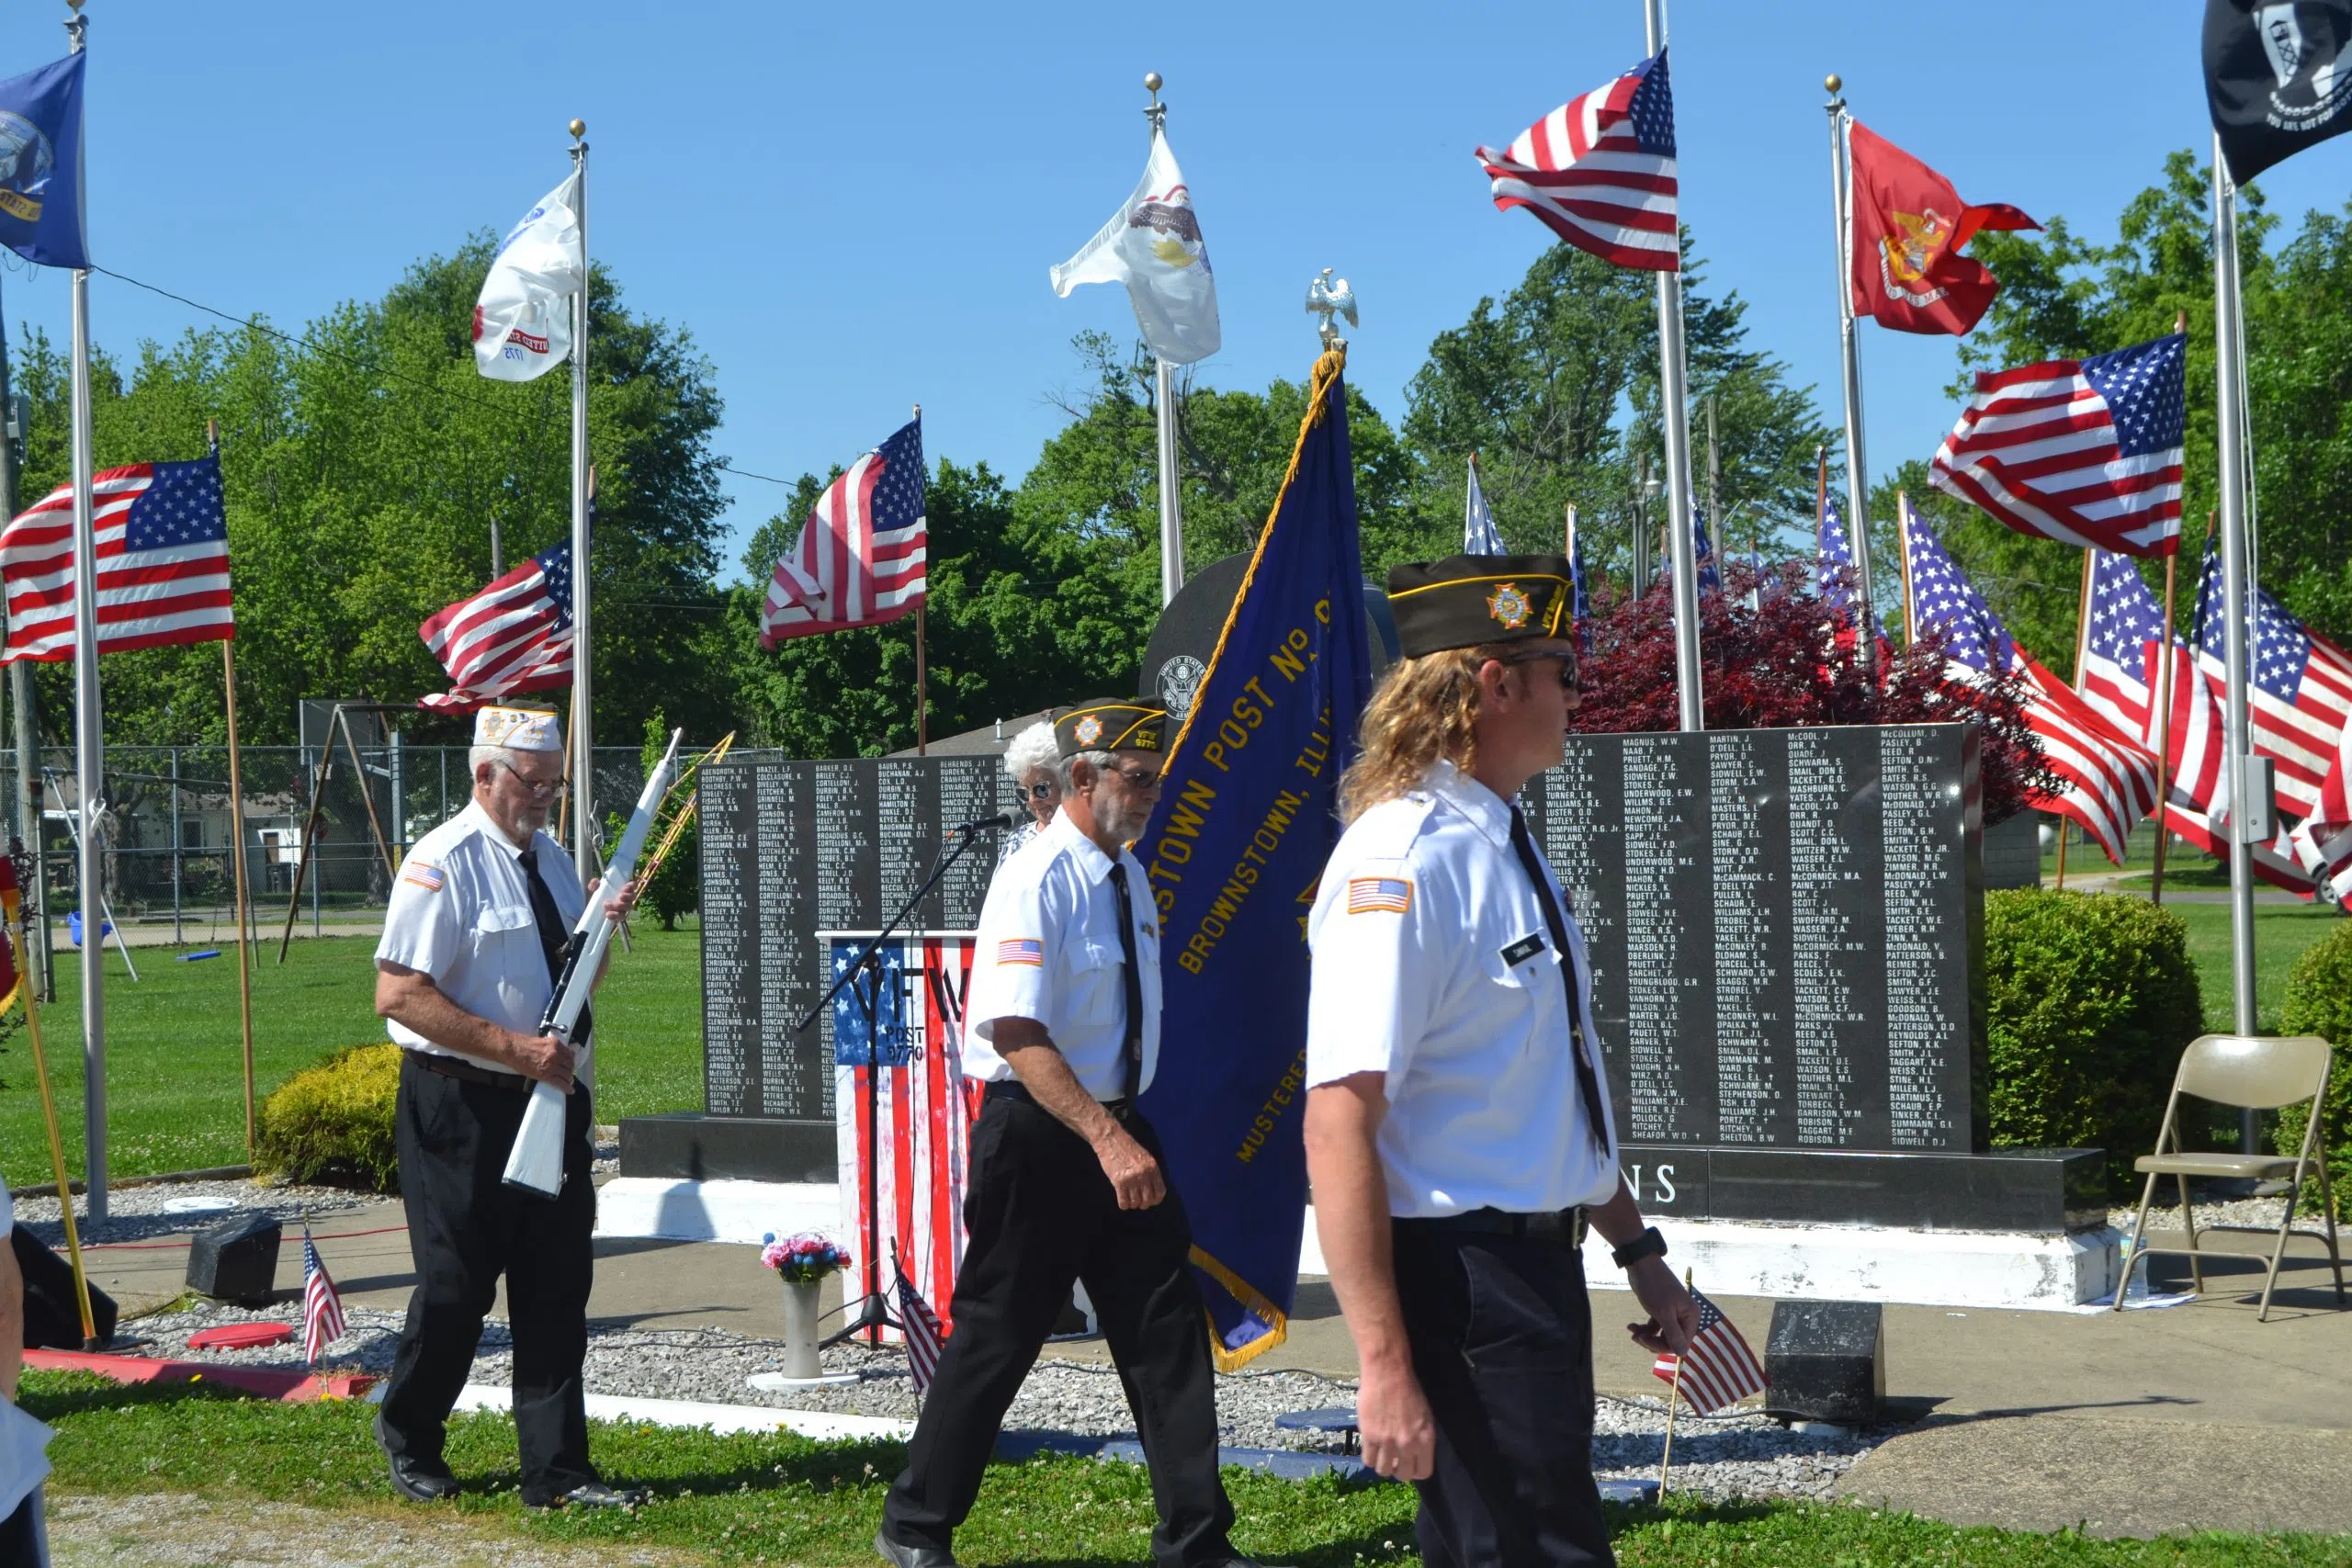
[1386,554,1576,658]
[1055,697,1167,758]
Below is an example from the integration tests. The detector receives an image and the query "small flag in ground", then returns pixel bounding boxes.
[762,418,927,647]
[301,1226,346,1363]
[2,457,233,660]
[417,542,574,713]
[1651,1287,1765,1416]
[894,1263,945,1394]
[1476,50,1679,272]
[1930,333,2187,558]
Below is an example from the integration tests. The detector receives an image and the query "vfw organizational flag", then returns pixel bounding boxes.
[1051,129,1219,365]
[1134,347,1372,1368]
[473,173,583,382]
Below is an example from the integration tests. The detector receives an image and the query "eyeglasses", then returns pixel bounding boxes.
[495,759,562,798]
[1109,764,1163,792]
[1026,780,1060,801]
[1504,649,1581,693]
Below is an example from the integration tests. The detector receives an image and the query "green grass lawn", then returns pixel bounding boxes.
[0,923,706,1190]
[2154,900,2341,1034]
[19,1372,2346,1567]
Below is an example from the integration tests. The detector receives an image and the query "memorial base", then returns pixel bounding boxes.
[619,1113,837,1185]
[1578,1219,2122,1311]
[594,1178,837,1247]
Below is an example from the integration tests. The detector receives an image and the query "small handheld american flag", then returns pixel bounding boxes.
[893,1259,945,1396]
[1651,1287,1764,1416]
[301,1225,346,1364]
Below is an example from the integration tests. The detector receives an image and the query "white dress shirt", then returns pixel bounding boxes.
[374,800,587,1074]
[963,808,1162,1100]
[1306,760,1621,1217]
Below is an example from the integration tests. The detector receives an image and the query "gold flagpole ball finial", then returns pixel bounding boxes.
[65,1,84,13]
[1144,71,1162,95]
[1824,73,1841,95]
[569,118,586,140]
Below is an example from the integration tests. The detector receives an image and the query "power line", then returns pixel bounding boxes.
[84,265,794,489]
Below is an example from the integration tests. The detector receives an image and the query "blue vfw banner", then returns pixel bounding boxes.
[1136,346,1373,1368]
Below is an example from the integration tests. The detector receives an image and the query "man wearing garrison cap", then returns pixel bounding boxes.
[877,699,1266,1568]
[371,705,643,1510]
[1303,556,1698,1566]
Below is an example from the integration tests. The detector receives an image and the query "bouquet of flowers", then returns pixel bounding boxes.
[761,1231,852,1285]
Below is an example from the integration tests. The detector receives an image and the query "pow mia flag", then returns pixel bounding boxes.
[2206,1,2352,184]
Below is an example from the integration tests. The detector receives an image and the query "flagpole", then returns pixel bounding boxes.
[568,118,596,887]
[913,405,928,755]
[1646,0,1703,732]
[1825,75,1877,682]
[209,421,258,1154]
[1705,395,1723,566]
[1145,73,1184,608]
[59,2,107,1225]
[2211,134,2259,1143]
[2153,549,2178,908]
[1467,451,1480,547]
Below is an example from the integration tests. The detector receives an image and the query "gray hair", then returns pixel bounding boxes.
[469,744,540,784]
[1054,749,1116,794]
[1002,720,1059,784]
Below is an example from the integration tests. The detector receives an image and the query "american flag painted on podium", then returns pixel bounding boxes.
[1651,1287,1765,1416]
[1,456,233,660]
[2191,546,2352,818]
[1901,497,2157,863]
[1930,333,2187,558]
[416,542,575,713]
[763,417,927,647]
[836,936,979,1341]
[1476,50,1679,272]
[301,1225,346,1363]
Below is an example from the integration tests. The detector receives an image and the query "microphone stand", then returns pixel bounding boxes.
[797,818,1003,1348]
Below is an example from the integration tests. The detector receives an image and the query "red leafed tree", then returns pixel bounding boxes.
[1568,562,2054,826]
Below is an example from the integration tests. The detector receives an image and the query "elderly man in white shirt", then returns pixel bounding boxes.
[370,705,639,1512]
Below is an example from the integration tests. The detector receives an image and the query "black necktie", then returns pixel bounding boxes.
[520,848,590,1046]
[1508,804,1610,1156]
[1107,862,1145,1103]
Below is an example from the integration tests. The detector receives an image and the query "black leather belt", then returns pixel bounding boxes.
[988,1078,1133,1121]
[1397,1205,1589,1245]
[413,1051,532,1094]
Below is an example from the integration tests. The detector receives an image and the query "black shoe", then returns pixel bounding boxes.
[531,1479,650,1510]
[375,1413,458,1503]
[873,1529,961,1568]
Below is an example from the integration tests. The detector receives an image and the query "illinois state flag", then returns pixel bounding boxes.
[1134,346,1372,1368]
[1847,118,2035,336]
[1051,129,1220,365]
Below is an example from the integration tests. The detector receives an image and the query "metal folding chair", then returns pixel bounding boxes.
[2120,1033,2345,1321]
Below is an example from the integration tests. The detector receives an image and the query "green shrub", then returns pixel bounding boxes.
[1984,889,2203,1193]
[254,1043,401,1193]
[2277,922,2352,1206]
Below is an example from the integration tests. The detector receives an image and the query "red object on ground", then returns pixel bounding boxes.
[22,1348,375,1403]
[187,1323,294,1350]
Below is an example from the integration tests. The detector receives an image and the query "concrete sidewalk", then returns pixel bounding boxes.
[67,1191,2352,1538]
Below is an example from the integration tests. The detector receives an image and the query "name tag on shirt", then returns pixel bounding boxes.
[1500,932,1547,967]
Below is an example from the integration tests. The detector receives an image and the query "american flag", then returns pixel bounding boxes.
[301,1226,346,1363]
[1464,457,1504,554]
[1,457,233,661]
[894,1255,947,1396]
[1650,1287,1764,1416]
[1691,502,1719,593]
[2290,738,2352,899]
[762,417,927,647]
[1930,333,2187,558]
[1902,497,2157,863]
[1476,50,1679,273]
[1817,491,1860,621]
[1565,504,1589,637]
[416,542,574,713]
[2191,544,2352,818]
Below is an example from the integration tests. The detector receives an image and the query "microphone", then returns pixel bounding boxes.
[956,810,1018,833]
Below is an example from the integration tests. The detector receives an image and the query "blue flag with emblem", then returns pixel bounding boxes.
[0,52,87,270]
[1136,347,1374,1369]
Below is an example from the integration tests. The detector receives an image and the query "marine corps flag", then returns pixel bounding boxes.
[1846,119,2035,336]
[2205,1,2352,184]
[1135,346,1373,1368]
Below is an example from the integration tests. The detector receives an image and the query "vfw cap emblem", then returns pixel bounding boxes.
[1074,714,1103,745]
[1487,582,1532,630]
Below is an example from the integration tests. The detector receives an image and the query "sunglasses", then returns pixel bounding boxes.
[1503,649,1582,693]
[1108,764,1164,792]
[1026,780,1060,801]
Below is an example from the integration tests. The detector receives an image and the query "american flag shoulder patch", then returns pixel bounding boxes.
[402,863,445,892]
[996,938,1045,966]
[1347,875,1413,915]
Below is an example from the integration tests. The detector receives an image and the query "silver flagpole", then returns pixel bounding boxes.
[1145,73,1182,608]
[1645,0,1702,731]
[568,118,595,886]
[1825,74,1876,679]
[64,1,105,1224]
[2211,134,2260,1150]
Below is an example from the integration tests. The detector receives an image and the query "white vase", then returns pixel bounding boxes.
[781,1277,822,1379]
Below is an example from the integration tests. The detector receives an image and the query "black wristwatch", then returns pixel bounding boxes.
[1611,1225,1668,1270]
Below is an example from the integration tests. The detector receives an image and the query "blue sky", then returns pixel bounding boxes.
[0,2,2339,583]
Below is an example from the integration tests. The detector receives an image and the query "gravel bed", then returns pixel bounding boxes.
[2108,1193,2320,1234]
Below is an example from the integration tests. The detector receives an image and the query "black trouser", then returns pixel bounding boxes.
[378,1053,597,1506]
[1392,1222,1612,1568]
[882,1090,1238,1567]
[0,1490,44,1564]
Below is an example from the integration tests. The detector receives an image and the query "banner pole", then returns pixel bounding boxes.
[1146,73,1183,608]
[2153,549,2178,907]
[569,119,596,887]
[16,914,97,1346]
[1826,74,1875,679]
[1646,0,1702,732]
[1656,1266,1693,1496]
[2211,134,2259,1152]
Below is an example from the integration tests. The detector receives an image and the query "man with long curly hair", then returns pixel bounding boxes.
[1303,555,1698,1568]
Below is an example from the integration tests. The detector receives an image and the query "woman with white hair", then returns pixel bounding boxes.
[996,718,1062,866]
